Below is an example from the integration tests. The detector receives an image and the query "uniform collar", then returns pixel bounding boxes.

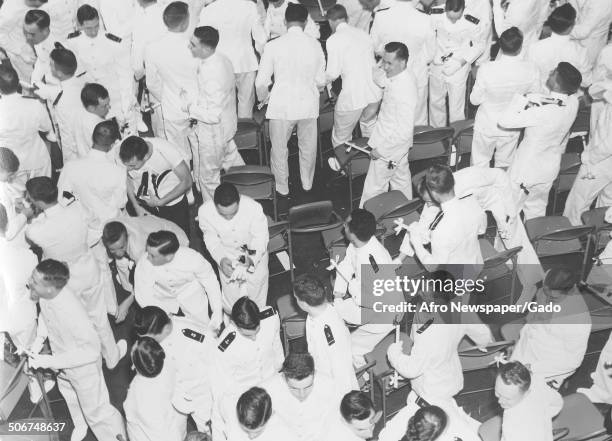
[336,22,349,32]
[550,90,569,101]
[440,196,458,211]
[88,149,108,160]
[287,26,304,34]
[550,33,570,42]
[42,203,62,217]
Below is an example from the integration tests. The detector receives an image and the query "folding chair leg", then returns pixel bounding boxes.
[272,190,278,221]
[288,229,295,283]
[348,163,354,209]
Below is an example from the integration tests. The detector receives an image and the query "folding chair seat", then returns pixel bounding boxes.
[552,393,611,441]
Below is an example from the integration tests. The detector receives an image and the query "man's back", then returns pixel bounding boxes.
[527,34,592,87]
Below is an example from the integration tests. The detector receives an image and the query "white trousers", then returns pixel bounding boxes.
[269,118,317,195]
[236,71,256,119]
[471,130,521,169]
[512,180,553,220]
[360,155,412,207]
[415,79,429,126]
[429,66,469,128]
[331,102,379,147]
[564,161,612,225]
[162,118,196,162]
[220,254,269,314]
[58,360,126,441]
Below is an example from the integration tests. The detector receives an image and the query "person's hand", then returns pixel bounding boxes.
[209,312,223,334]
[220,258,234,278]
[230,265,248,282]
[115,297,132,323]
[28,353,58,370]
[15,199,35,219]
[143,194,164,208]
[134,204,148,217]
[387,341,404,358]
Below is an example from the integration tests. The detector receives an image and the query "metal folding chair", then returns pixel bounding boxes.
[234,118,267,165]
[268,218,293,281]
[221,165,278,220]
[550,153,581,215]
[458,340,515,373]
[552,393,612,441]
[449,119,474,170]
[275,293,306,354]
[331,138,371,208]
[409,126,455,176]
[479,239,522,303]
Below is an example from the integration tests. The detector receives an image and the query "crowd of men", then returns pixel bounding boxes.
[0,0,612,439]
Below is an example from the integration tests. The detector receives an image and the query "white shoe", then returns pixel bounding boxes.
[28,377,55,404]
[70,424,88,441]
[328,157,341,172]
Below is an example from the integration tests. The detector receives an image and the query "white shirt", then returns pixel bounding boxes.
[189,52,237,141]
[431,10,486,67]
[264,0,319,40]
[57,149,127,243]
[131,2,165,79]
[256,26,326,120]
[337,0,396,33]
[261,373,343,441]
[0,0,35,61]
[31,37,56,86]
[569,0,612,64]
[40,0,79,42]
[0,180,27,243]
[492,0,548,51]
[527,33,593,87]
[306,303,358,394]
[134,246,221,321]
[70,109,103,157]
[370,1,435,87]
[0,93,53,172]
[502,92,580,186]
[226,414,298,441]
[470,54,541,137]
[198,0,266,73]
[368,68,417,159]
[325,22,381,112]
[145,30,199,121]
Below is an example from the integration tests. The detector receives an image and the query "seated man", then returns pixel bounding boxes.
[379,404,471,441]
[325,391,381,441]
[508,267,591,388]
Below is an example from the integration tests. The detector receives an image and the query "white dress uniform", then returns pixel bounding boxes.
[429,10,486,128]
[388,319,493,402]
[325,22,382,147]
[26,202,121,367]
[527,33,593,88]
[578,332,612,404]
[134,246,221,326]
[65,29,137,133]
[198,196,269,310]
[260,373,343,441]
[71,109,103,156]
[264,0,319,40]
[359,67,417,206]
[131,2,165,81]
[225,414,298,441]
[38,286,126,441]
[305,303,358,394]
[511,289,591,386]
[337,0,396,33]
[333,236,394,365]
[370,1,435,125]
[501,92,579,219]
[492,0,549,54]
[31,37,58,87]
[0,180,28,243]
[255,26,326,195]
[124,358,187,441]
[470,54,541,168]
[0,93,53,182]
[0,238,37,349]
[188,51,244,199]
[145,30,198,159]
[198,0,266,119]
[569,0,612,65]
[564,76,612,225]
[40,0,79,43]
[501,376,563,441]
[0,0,36,81]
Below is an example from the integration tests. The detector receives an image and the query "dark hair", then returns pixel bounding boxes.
[385,42,409,63]
[543,267,577,293]
[119,136,149,162]
[214,182,240,207]
[102,221,128,246]
[134,306,172,337]
[50,48,77,76]
[193,26,219,49]
[293,273,326,307]
[93,120,120,147]
[81,83,109,108]
[445,0,464,13]
[285,3,308,23]
[555,61,582,95]
[236,387,273,430]
[26,176,58,204]
[405,406,448,441]
[424,164,454,195]
[35,259,70,289]
[347,208,376,242]
[184,432,211,441]
[146,230,180,256]
[498,361,531,392]
[24,9,50,30]
[132,336,166,378]
[76,4,99,24]
[325,4,348,21]
[232,296,261,331]
[0,65,19,94]
[499,27,523,55]
[548,4,576,34]
[340,391,374,423]
[0,147,19,174]
[280,352,315,380]
[0,203,7,234]
[163,1,189,29]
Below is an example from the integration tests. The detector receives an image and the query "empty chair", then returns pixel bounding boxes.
[234,118,267,165]
[409,126,455,176]
[479,239,522,303]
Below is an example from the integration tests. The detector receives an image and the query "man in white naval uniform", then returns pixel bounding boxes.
[324,5,381,148]
[264,0,319,40]
[0,0,37,81]
[492,0,548,54]
[198,183,269,311]
[325,391,381,441]
[568,0,612,65]
[71,83,108,157]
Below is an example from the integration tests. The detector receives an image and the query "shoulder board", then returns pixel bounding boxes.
[105,33,122,43]
[375,6,390,12]
[21,95,38,100]
[368,254,379,273]
[67,30,81,39]
[459,193,473,199]
[218,331,236,352]
[259,306,277,320]
[465,14,480,24]
[52,90,64,106]
[182,327,205,343]
[324,324,335,346]
[453,438,464,441]
[415,395,430,408]
[430,7,444,14]
[76,71,87,78]
[417,318,434,334]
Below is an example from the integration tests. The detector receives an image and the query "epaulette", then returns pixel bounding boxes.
[415,395,430,408]
[182,328,205,343]
[416,318,434,334]
[67,30,81,39]
[76,71,87,78]
[105,33,122,43]
[218,331,236,352]
[62,191,76,205]
[368,254,379,273]
[54,42,65,50]
[465,14,480,24]
[459,193,473,199]
[52,90,64,106]
[21,95,38,99]
[324,324,335,346]
[430,7,444,14]
[259,306,277,320]
[375,6,390,13]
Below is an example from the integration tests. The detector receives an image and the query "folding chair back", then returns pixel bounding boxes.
[275,294,306,353]
[289,201,343,233]
[581,207,612,253]
[267,219,293,280]
[551,153,582,215]
[552,393,611,441]
[222,165,278,219]
[459,340,514,372]
[234,118,265,165]
[450,119,474,170]
[409,127,455,173]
